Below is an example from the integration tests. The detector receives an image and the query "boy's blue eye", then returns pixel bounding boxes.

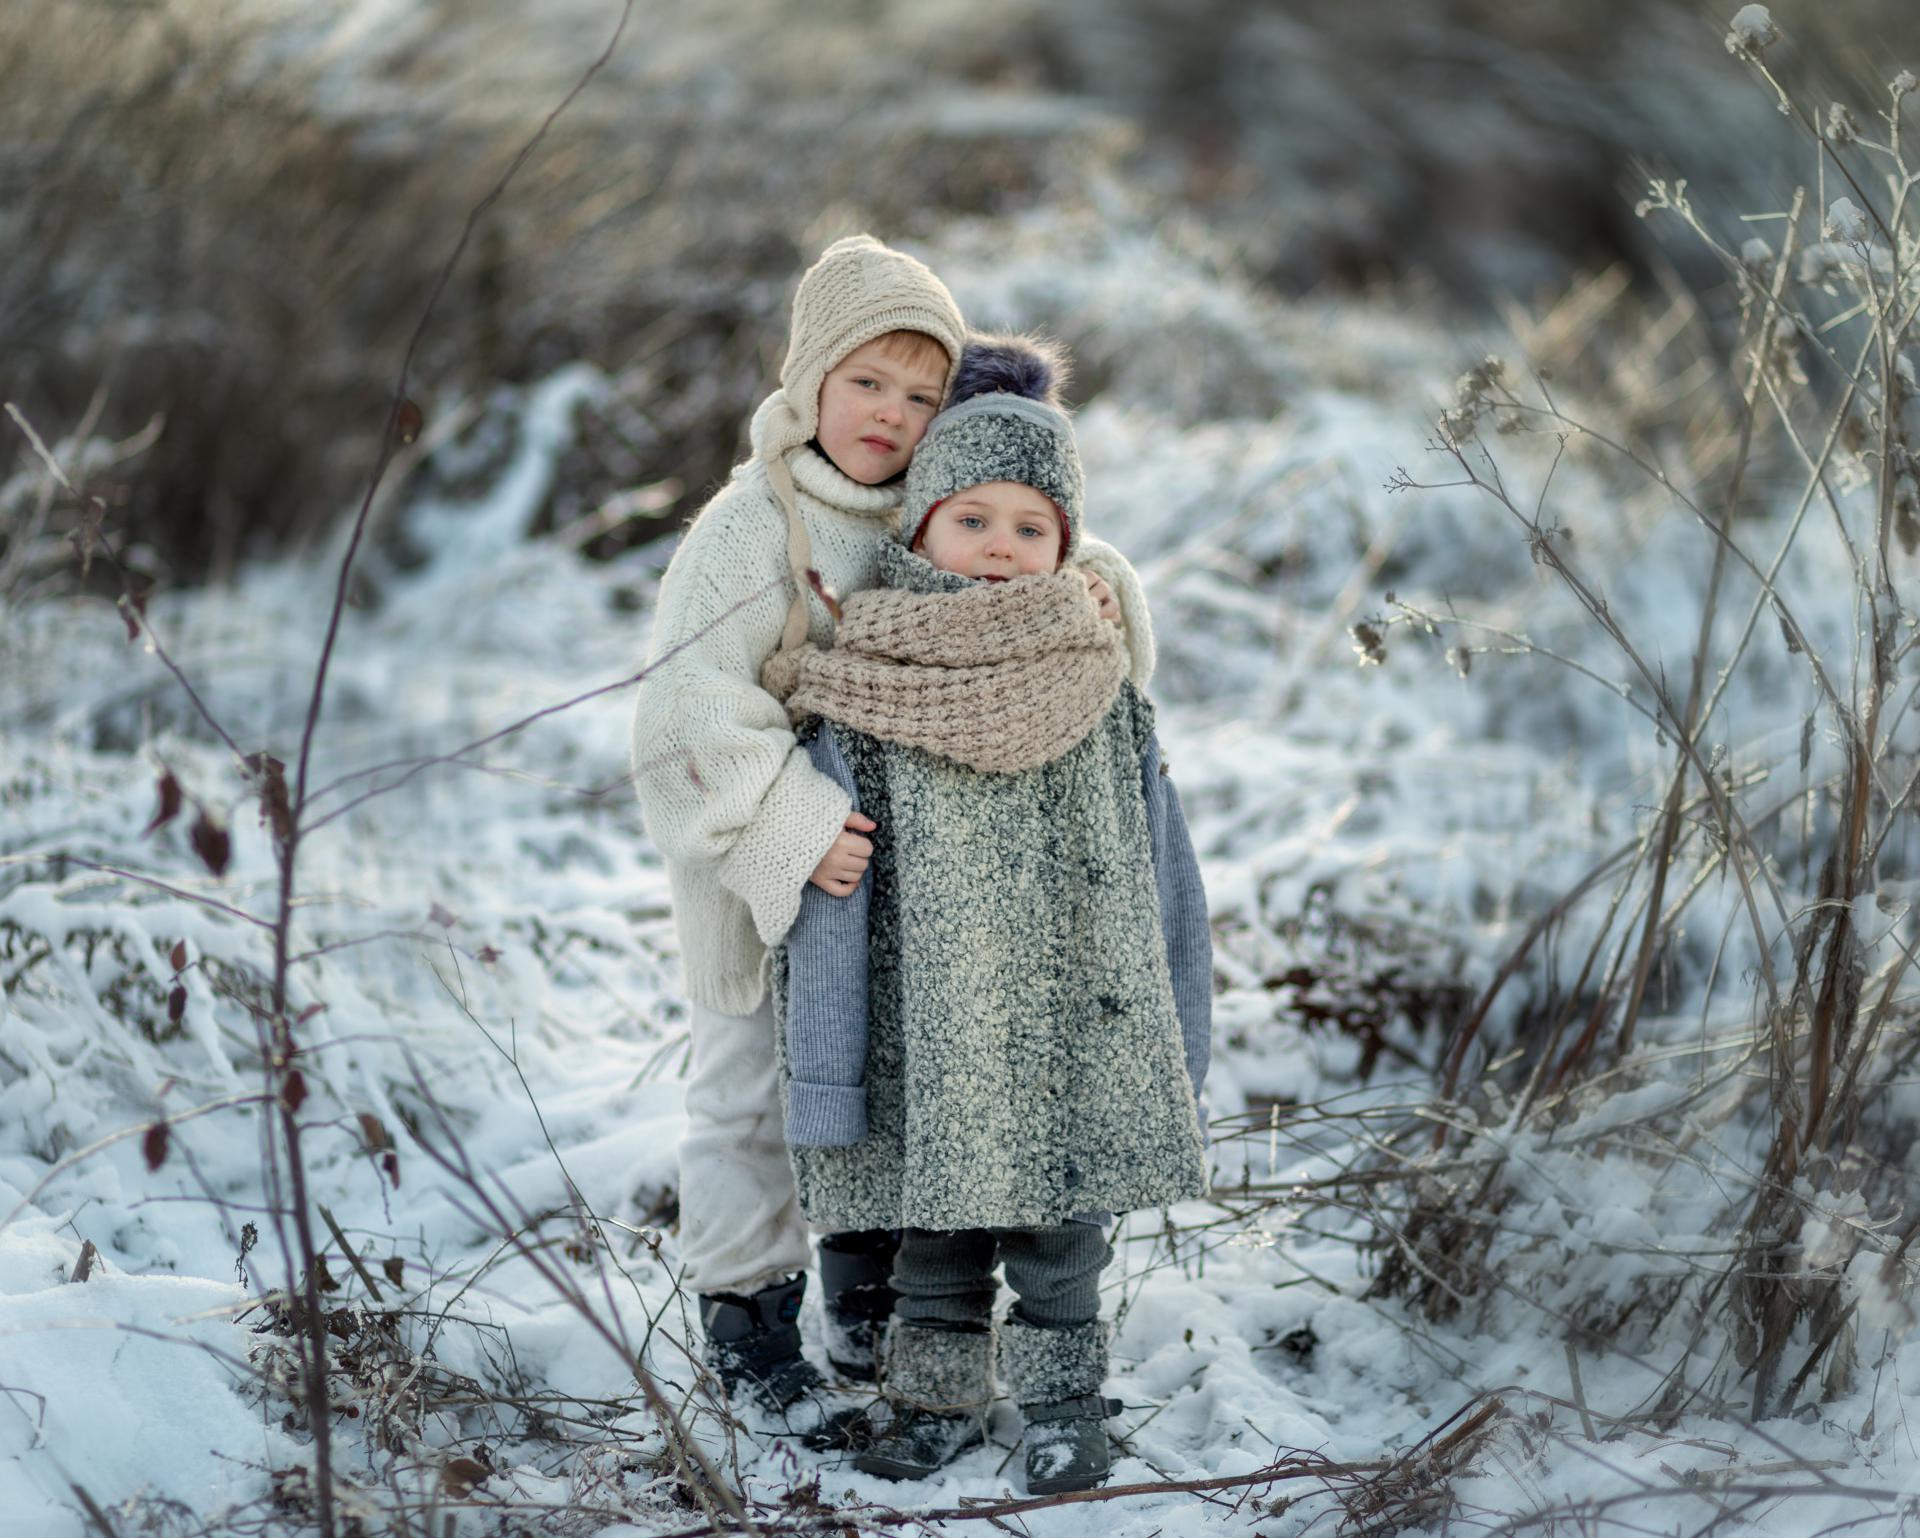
[958,515,985,529]
[1019,525,1046,538]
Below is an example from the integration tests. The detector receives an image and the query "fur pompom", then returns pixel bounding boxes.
[948,332,1073,409]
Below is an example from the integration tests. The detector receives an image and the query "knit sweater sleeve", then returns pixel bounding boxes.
[628,480,852,948]
[1073,533,1156,691]
[781,729,871,1147]
[1142,732,1211,1101]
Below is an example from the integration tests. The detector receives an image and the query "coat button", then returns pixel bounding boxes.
[1063,1163,1083,1188]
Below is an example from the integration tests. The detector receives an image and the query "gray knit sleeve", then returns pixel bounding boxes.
[1142,734,1212,1100]
[782,728,872,1147]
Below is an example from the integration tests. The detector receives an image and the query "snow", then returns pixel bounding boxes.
[1726,6,1778,54]
[1824,197,1870,245]
[5,199,1920,1538]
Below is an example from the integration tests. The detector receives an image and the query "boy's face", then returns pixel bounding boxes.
[914,482,1064,580]
[815,338,946,484]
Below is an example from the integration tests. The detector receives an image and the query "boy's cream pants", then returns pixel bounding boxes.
[677,997,814,1295]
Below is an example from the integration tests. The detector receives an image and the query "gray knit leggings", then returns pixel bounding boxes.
[893,1223,1113,1331]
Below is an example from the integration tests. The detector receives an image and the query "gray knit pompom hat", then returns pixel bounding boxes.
[901,332,1084,562]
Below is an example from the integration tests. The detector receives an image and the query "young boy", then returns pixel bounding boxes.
[627,241,1158,1433]
[763,335,1212,1493]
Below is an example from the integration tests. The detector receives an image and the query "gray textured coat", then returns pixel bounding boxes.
[771,548,1210,1232]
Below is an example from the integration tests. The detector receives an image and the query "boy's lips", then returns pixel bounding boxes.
[859,435,898,454]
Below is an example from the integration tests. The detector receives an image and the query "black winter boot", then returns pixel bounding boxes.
[853,1405,987,1481]
[852,1321,993,1481]
[817,1229,899,1381]
[1022,1394,1122,1494]
[698,1275,870,1450]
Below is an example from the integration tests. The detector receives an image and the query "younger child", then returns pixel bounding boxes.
[765,336,1212,1493]
[628,241,1159,1434]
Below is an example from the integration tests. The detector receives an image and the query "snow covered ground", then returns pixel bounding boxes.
[3,210,1917,1537]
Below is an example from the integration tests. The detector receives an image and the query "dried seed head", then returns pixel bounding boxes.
[1454,356,1506,407]
[1826,102,1860,145]
[1725,5,1778,59]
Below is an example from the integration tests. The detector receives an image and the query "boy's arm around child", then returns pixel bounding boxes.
[628,481,853,952]
[1074,536,1157,690]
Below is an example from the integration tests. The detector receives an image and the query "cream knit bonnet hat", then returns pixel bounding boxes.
[762,236,966,653]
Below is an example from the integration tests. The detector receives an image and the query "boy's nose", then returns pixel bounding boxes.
[872,396,903,424]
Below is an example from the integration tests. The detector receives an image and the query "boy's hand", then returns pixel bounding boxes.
[1080,569,1121,626]
[809,812,876,896]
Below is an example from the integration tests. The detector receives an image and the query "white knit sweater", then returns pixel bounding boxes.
[630,394,1158,1015]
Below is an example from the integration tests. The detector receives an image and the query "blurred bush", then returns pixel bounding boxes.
[3,0,1911,581]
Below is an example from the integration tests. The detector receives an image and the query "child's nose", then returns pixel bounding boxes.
[872,394,903,424]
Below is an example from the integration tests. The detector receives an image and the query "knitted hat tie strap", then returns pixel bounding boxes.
[758,393,818,657]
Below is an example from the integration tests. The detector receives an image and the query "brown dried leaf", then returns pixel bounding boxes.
[357,1113,392,1153]
[380,1151,401,1189]
[394,398,425,446]
[382,1255,405,1288]
[805,568,843,623]
[168,985,187,1025]
[280,1069,307,1114]
[1776,602,1803,655]
[145,771,183,836]
[440,1456,489,1497]
[169,939,187,972]
[117,586,150,643]
[244,753,293,853]
[189,812,231,878]
[70,502,104,578]
[427,902,458,929]
[143,1121,169,1172]
[314,1253,339,1294]
[476,945,501,965]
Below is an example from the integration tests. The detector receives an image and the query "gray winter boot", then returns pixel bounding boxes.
[1000,1315,1115,1494]
[1022,1393,1124,1493]
[852,1322,993,1481]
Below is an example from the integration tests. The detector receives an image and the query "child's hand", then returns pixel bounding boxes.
[809,812,877,896]
[1080,569,1121,626]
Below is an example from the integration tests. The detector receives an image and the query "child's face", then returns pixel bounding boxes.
[815,339,946,485]
[914,482,1063,581]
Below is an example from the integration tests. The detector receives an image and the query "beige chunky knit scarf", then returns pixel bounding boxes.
[761,571,1126,774]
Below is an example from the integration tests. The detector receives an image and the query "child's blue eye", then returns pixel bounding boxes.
[958,515,986,529]
[1019,525,1046,539]
[910,395,937,407]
